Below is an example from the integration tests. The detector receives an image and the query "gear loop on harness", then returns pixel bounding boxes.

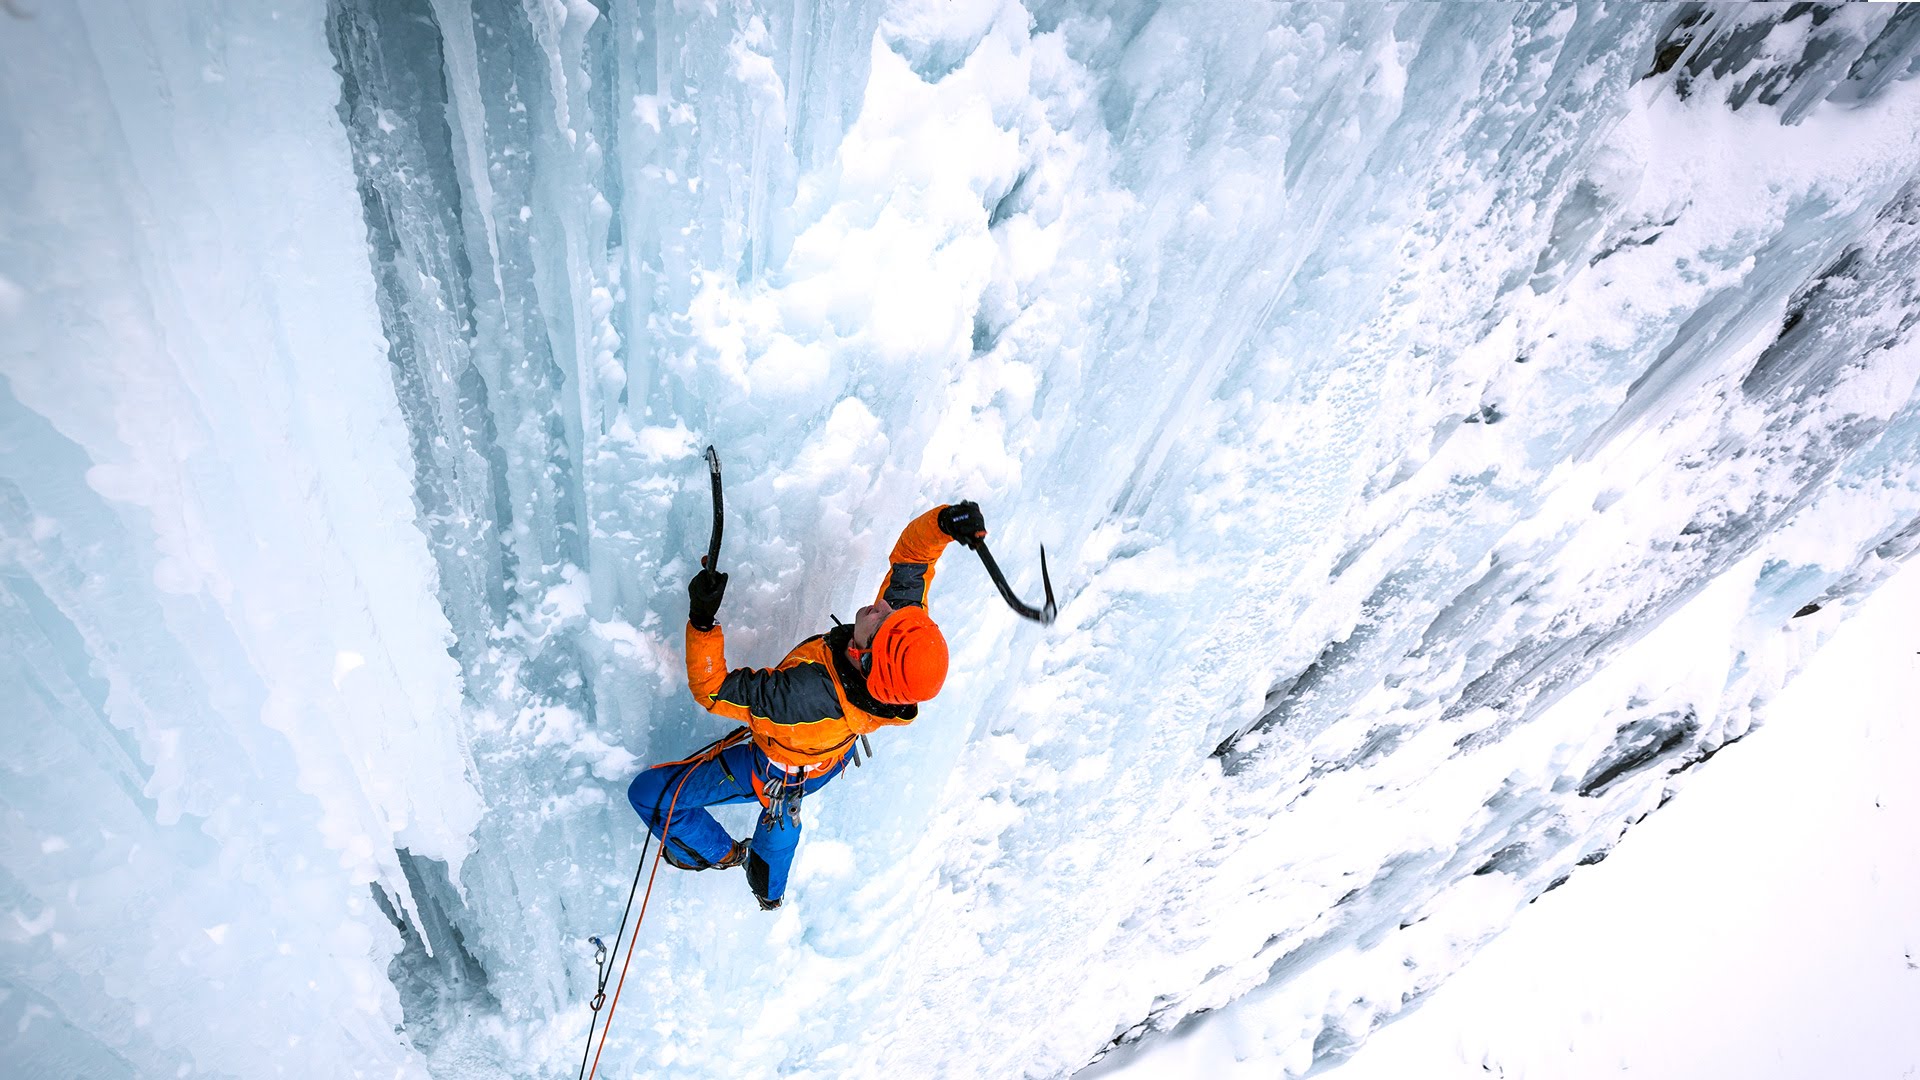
[754,755,809,823]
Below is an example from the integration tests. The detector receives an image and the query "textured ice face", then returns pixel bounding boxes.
[4,2,1920,1078]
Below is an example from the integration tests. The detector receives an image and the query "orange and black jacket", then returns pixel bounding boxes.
[685,506,953,771]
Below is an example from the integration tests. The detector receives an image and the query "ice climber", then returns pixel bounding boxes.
[626,501,988,910]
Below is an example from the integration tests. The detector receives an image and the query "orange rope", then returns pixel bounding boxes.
[584,733,734,1080]
[650,727,746,769]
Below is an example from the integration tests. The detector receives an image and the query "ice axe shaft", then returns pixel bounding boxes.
[973,539,1055,624]
[703,446,724,572]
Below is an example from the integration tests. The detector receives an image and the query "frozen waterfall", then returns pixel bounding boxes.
[4,2,1920,1078]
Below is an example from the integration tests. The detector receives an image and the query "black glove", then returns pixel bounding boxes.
[688,568,728,631]
[937,500,987,550]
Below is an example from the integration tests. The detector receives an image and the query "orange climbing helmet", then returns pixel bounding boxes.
[865,605,948,704]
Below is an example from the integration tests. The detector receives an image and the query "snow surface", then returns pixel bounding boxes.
[4,2,1920,1079]
[1092,556,1920,1080]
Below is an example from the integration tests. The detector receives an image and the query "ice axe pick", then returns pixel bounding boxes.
[972,537,1056,624]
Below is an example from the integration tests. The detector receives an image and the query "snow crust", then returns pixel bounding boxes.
[1097,558,1920,1080]
[4,2,1920,1078]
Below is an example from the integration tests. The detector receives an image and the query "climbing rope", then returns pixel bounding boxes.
[574,844,649,1080]
[577,730,745,1080]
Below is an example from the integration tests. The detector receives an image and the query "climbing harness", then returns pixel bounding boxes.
[762,761,804,823]
[751,753,814,823]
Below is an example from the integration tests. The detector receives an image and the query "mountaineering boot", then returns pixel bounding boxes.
[662,838,747,872]
[714,839,749,870]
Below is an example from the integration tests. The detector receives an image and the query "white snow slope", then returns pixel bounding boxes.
[1091,557,1920,1080]
[4,2,1920,1079]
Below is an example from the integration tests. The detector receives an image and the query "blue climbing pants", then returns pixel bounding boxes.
[627,737,847,903]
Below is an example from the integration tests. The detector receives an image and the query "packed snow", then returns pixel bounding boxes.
[4,3,1919,1079]
[1091,556,1920,1080]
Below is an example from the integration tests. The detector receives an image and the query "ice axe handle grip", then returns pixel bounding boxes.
[974,539,1056,624]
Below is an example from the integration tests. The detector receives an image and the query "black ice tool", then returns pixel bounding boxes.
[974,539,1056,624]
[703,445,724,571]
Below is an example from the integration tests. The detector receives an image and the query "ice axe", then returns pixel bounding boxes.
[972,537,1056,624]
[701,445,723,572]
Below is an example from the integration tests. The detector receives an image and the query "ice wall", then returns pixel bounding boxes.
[0,2,481,1076]
[5,2,1920,1079]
